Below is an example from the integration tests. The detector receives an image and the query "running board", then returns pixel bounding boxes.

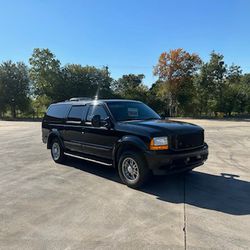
[64,152,112,166]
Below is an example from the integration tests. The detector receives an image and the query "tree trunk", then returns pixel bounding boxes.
[11,104,16,118]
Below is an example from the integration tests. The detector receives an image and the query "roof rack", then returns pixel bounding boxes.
[68,97,92,101]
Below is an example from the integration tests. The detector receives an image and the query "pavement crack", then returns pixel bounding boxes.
[183,175,187,250]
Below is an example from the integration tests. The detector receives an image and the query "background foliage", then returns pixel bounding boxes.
[0,48,249,118]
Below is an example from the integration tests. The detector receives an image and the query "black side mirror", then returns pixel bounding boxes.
[103,117,112,129]
[91,115,101,127]
[159,113,167,120]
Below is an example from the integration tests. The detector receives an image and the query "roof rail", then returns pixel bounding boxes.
[68,97,92,101]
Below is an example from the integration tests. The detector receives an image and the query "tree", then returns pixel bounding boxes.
[154,48,202,115]
[112,74,148,102]
[0,61,30,118]
[29,48,114,103]
[147,80,167,115]
[193,52,228,116]
[31,95,51,118]
[193,67,212,115]
[235,73,250,114]
[0,76,6,117]
[207,52,227,113]
[223,64,242,116]
[29,48,61,101]
[60,64,114,100]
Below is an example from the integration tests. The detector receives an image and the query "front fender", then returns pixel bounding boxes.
[112,135,149,166]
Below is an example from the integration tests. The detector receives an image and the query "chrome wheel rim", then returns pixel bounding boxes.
[122,157,139,182]
[52,142,60,160]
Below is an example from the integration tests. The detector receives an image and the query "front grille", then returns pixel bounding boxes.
[172,131,204,150]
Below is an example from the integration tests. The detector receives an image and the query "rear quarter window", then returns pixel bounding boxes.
[46,104,71,119]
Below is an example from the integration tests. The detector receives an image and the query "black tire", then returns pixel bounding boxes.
[118,151,151,188]
[51,138,65,163]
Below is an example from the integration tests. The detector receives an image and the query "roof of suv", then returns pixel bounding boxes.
[55,99,142,106]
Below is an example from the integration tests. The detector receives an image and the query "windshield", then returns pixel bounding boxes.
[107,101,160,121]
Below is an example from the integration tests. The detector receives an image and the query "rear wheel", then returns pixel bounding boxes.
[51,138,65,163]
[118,151,151,188]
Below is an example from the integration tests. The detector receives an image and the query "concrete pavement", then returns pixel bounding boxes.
[0,119,249,249]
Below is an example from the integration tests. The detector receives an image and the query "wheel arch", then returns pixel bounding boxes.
[47,131,64,149]
[113,135,148,168]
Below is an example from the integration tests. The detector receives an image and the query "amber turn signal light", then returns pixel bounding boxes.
[149,139,169,150]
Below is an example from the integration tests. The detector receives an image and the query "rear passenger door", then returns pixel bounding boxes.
[63,105,87,153]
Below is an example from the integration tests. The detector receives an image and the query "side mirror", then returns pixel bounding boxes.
[91,115,101,127]
[103,117,112,129]
[159,113,167,120]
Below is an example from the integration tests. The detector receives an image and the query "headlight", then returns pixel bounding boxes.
[150,137,169,150]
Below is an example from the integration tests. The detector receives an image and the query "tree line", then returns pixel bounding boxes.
[0,48,249,118]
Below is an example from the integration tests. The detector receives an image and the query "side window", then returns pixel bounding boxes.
[46,104,70,119]
[68,105,87,121]
[86,105,108,122]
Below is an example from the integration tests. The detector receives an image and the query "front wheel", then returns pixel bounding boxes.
[51,138,65,163]
[118,151,151,188]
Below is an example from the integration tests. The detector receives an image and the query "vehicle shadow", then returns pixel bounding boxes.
[62,157,250,216]
[142,172,250,216]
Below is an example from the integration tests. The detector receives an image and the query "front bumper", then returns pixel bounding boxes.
[144,143,208,175]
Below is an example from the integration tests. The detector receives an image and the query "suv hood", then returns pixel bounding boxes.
[119,119,203,137]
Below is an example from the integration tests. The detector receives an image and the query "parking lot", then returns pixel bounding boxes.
[0,119,250,249]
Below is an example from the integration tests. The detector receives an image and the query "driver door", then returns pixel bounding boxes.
[82,104,117,160]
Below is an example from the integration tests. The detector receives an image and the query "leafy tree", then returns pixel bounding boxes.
[193,52,227,116]
[31,95,51,118]
[147,80,167,115]
[235,73,250,114]
[0,61,30,118]
[112,74,148,102]
[29,49,114,103]
[29,48,61,101]
[223,64,242,116]
[154,48,202,115]
[0,78,6,117]
[193,69,209,115]
[60,64,114,100]
[207,52,227,113]
[227,64,242,83]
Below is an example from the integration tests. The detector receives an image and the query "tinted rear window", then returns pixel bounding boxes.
[46,104,71,119]
[68,105,87,120]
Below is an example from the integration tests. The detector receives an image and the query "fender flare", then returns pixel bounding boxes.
[112,135,148,167]
[47,129,64,149]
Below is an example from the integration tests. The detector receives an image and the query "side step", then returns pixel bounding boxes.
[64,152,113,166]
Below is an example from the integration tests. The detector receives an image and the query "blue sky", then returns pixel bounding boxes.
[0,0,249,86]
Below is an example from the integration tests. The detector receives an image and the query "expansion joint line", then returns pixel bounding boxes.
[183,175,187,250]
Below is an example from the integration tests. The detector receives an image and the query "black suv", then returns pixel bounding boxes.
[42,98,208,188]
